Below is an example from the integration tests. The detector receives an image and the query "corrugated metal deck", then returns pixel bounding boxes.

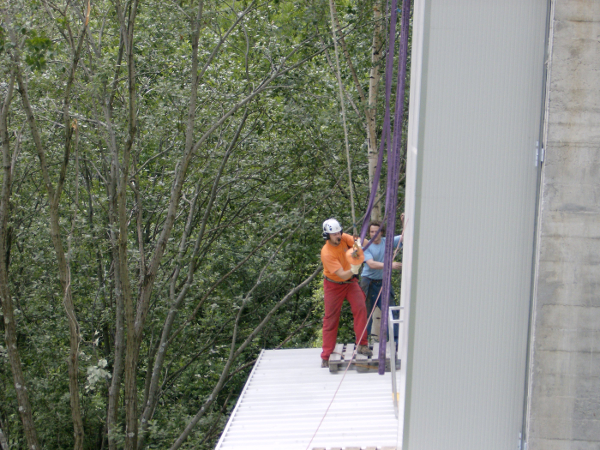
[215,348,399,450]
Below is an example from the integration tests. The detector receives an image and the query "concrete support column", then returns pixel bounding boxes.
[528,1,600,448]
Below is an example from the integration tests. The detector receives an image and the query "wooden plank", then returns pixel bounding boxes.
[328,343,345,373]
[327,342,400,373]
[344,343,355,362]
[329,343,344,362]
[355,341,369,362]
[372,342,380,362]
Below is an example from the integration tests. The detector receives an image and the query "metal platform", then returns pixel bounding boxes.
[215,347,399,450]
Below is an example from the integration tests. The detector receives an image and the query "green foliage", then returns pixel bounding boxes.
[24,29,53,71]
[0,25,5,53]
[0,0,408,448]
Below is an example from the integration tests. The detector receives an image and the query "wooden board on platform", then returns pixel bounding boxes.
[328,343,400,373]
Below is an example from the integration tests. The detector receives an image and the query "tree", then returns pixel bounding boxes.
[0,0,401,448]
[326,0,388,222]
[0,18,40,450]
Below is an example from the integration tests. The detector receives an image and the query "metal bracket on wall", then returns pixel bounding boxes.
[535,141,545,166]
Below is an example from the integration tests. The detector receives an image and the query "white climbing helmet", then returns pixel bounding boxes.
[322,218,342,239]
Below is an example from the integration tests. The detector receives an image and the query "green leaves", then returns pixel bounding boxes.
[0,0,404,448]
[85,359,111,392]
[0,25,6,53]
[24,30,53,71]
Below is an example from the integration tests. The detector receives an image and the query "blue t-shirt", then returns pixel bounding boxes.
[361,235,402,280]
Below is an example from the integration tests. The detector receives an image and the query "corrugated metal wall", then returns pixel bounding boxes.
[400,1,549,448]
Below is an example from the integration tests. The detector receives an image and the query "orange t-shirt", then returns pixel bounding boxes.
[321,233,355,282]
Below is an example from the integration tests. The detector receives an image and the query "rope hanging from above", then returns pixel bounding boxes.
[357,0,411,250]
[377,0,412,375]
[329,0,411,375]
[339,0,411,374]
[357,0,398,249]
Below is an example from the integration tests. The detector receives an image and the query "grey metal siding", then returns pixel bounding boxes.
[401,1,549,449]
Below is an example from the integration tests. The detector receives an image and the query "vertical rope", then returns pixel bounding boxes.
[305,3,412,444]
[378,0,412,375]
[328,0,357,236]
[359,0,400,247]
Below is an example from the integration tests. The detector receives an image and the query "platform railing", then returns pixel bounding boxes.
[388,305,403,418]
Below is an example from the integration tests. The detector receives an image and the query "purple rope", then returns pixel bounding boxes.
[359,0,399,250]
[378,0,411,375]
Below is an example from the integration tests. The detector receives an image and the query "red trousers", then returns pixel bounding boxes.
[321,278,368,361]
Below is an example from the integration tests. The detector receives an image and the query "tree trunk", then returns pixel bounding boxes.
[91,29,126,450]
[14,18,88,449]
[0,426,9,450]
[367,1,384,221]
[329,0,384,222]
[0,68,40,450]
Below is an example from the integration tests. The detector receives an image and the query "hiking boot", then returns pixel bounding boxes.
[369,334,379,346]
[357,345,373,357]
[321,359,329,368]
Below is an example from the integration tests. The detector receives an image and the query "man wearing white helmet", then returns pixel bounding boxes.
[320,218,372,368]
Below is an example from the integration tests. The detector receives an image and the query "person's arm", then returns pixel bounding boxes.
[334,266,354,280]
[342,233,356,246]
[393,234,403,248]
[366,259,383,270]
[322,247,355,280]
[366,259,401,270]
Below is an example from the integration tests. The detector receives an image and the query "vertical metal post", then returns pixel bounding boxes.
[388,305,403,418]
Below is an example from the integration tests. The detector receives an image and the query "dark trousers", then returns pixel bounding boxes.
[359,277,398,339]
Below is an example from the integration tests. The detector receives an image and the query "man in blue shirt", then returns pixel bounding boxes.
[359,219,403,341]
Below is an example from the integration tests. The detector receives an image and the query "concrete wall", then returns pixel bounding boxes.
[528,1,600,448]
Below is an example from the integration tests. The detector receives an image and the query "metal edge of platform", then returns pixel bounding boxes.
[214,349,266,450]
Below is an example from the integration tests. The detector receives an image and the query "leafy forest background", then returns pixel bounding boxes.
[0,0,409,448]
